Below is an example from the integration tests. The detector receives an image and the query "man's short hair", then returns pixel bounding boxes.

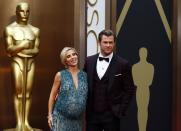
[98,29,116,42]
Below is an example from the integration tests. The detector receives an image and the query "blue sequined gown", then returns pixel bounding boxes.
[51,70,88,131]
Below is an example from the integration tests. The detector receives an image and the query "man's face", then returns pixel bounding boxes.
[99,35,115,56]
[16,3,30,23]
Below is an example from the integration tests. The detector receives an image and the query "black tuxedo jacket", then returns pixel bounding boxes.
[84,53,135,118]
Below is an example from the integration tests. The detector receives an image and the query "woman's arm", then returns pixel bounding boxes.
[48,72,61,128]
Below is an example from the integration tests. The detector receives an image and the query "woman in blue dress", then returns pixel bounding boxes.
[48,47,88,131]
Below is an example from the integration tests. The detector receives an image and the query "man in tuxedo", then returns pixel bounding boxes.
[84,29,135,131]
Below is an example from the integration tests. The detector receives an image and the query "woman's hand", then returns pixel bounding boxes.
[47,115,53,129]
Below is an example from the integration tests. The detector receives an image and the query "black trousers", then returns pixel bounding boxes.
[86,111,120,131]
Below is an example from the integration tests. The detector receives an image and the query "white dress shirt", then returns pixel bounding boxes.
[96,52,113,79]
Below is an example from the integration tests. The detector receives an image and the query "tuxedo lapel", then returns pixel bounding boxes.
[108,54,118,91]
[88,54,99,92]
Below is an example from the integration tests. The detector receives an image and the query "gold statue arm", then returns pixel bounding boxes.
[21,28,40,57]
[4,27,30,57]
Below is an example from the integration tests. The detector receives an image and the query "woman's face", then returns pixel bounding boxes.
[65,50,78,67]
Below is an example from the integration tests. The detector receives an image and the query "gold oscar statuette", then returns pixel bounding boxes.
[4,2,42,131]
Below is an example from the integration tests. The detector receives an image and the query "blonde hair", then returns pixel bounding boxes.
[60,47,78,66]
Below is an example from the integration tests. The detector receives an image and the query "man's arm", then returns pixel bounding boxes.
[120,62,136,115]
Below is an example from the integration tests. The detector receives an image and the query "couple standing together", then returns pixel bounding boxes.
[48,29,135,131]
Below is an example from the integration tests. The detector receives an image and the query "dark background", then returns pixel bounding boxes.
[116,0,172,131]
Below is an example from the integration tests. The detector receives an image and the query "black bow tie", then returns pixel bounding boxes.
[99,57,109,62]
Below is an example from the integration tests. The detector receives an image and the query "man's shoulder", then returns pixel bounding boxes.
[86,54,98,60]
[114,54,129,65]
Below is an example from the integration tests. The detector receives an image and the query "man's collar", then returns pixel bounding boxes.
[99,52,113,59]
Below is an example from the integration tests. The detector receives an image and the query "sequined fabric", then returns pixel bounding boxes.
[51,70,88,131]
